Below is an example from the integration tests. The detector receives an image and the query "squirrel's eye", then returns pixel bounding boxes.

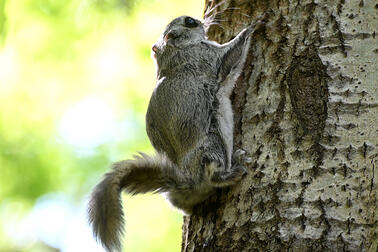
[184,17,198,28]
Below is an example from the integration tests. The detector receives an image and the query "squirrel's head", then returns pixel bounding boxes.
[152,16,205,58]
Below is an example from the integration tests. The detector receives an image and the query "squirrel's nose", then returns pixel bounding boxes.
[152,44,158,53]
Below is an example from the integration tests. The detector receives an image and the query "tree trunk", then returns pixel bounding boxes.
[181,0,377,251]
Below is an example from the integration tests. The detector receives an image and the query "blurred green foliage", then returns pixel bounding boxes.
[0,0,203,251]
[0,0,6,45]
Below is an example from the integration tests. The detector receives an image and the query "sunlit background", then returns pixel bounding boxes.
[0,0,203,251]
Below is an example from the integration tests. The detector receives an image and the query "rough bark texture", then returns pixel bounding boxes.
[182,0,377,251]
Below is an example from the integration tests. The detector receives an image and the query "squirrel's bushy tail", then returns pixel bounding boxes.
[87,153,178,252]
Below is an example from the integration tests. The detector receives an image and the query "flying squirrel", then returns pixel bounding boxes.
[88,15,265,252]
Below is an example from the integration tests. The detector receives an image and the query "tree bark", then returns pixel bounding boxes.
[181,0,377,251]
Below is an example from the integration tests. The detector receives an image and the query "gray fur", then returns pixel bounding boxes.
[88,15,263,252]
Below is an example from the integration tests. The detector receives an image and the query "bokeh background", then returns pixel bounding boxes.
[0,0,203,251]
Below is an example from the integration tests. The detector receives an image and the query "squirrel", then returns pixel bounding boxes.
[88,15,264,252]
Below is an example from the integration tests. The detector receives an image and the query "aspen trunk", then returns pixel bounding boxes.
[182,0,377,251]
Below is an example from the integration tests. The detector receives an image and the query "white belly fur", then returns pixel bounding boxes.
[216,77,235,170]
